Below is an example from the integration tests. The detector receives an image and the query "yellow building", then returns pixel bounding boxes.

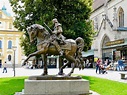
[0,5,23,67]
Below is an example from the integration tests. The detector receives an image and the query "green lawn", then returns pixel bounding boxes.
[0,77,28,95]
[0,76,127,95]
[82,76,127,95]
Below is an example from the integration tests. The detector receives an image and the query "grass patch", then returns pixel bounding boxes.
[82,76,127,95]
[0,77,28,95]
[0,76,127,95]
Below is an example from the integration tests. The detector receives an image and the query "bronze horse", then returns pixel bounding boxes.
[23,24,84,76]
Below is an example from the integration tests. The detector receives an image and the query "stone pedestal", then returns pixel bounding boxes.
[15,76,90,95]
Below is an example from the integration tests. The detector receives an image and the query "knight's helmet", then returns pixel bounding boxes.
[52,18,58,24]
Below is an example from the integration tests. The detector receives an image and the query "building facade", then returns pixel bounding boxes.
[0,5,23,67]
[90,0,127,62]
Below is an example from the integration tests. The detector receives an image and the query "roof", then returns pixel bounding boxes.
[92,0,111,11]
[92,0,105,10]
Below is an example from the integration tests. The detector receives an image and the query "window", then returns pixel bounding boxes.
[102,35,110,47]
[9,23,12,29]
[8,55,11,61]
[0,22,2,27]
[8,40,12,49]
[0,13,2,18]
[0,53,2,56]
[118,7,124,27]
[0,40,2,49]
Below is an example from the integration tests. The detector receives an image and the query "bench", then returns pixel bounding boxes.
[120,73,127,79]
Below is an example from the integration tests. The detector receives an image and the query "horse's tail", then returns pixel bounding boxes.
[75,37,84,70]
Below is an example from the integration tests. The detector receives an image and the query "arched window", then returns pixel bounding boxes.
[8,40,12,49]
[8,55,11,61]
[0,22,2,28]
[0,40,2,49]
[102,35,110,47]
[118,7,124,27]
[102,35,111,60]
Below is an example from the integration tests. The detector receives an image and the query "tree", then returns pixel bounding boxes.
[10,0,94,55]
[20,34,37,56]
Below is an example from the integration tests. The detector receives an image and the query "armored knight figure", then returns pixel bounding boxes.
[51,18,65,56]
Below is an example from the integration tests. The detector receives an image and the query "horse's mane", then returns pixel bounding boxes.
[31,24,46,31]
[30,24,51,36]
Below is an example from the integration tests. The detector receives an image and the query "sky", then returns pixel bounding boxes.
[0,0,14,16]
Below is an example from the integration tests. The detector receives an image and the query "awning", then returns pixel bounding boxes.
[117,27,127,31]
[82,50,94,57]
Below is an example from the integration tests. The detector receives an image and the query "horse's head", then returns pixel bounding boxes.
[27,24,46,43]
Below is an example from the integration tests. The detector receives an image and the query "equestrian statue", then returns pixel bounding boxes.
[22,18,84,76]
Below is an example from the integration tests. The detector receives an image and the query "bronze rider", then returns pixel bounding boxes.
[51,18,65,56]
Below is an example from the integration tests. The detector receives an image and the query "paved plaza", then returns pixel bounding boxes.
[0,67,127,83]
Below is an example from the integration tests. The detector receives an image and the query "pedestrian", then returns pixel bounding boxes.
[2,61,7,73]
[96,58,101,74]
[86,59,89,68]
[0,63,2,68]
[117,58,125,71]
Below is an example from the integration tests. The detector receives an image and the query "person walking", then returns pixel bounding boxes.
[96,58,101,74]
[86,59,89,68]
[117,58,125,71]
[0,62,2,68]
[2,61,7,73]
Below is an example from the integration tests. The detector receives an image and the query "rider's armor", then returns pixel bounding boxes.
[51,18,65,56]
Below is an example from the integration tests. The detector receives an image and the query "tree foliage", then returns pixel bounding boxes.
[20,35,37,56]
[10,0,94,55]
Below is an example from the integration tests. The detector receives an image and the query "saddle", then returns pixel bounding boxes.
[60,41,71,50]
[37,41,50,50]
[37,40,72,51]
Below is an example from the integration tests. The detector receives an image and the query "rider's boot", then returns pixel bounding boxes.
[53,41,64,56]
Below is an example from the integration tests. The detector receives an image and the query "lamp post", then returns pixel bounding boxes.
[12,46,17,77]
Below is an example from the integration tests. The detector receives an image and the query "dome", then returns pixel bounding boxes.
[1,5,11,16]
[2,5,6,11]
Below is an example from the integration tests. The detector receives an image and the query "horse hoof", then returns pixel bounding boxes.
[22,63,25,66]
[58,72,64,75]
[67,73,71,76]
[79,67,81,70]
[41,73,48,76]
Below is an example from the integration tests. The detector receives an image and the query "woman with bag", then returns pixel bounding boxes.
[96,58,101,74]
